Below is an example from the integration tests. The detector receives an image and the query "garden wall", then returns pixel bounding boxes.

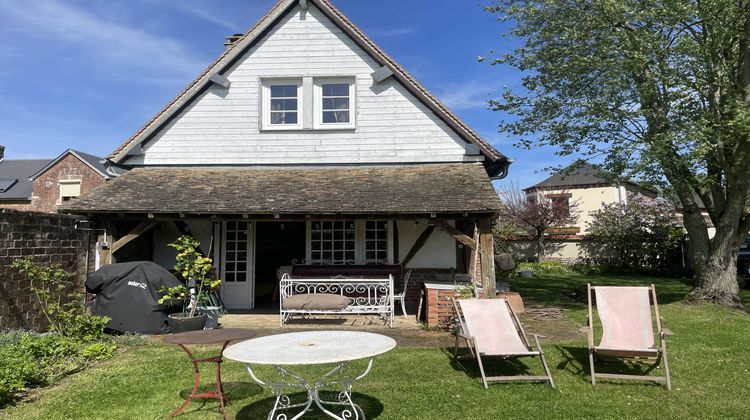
[0,208,91,331]
[506,238,591,263]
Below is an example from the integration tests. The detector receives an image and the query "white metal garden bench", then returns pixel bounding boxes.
[279,274,394,328]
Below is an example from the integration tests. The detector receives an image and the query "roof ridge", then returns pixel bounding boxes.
[316,0,502,160]
[108,0,293,160]
[107,0,507,166]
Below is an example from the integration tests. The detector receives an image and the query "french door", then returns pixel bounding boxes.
[219,221,254,309]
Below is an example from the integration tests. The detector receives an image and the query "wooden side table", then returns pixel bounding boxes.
[163,328,256,419]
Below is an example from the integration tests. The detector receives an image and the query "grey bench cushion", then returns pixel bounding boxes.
[282,293,349,311]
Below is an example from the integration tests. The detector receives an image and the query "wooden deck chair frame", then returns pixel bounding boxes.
[452,298,555,389]
[586,283,672,390]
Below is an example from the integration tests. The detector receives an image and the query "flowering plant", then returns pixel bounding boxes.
[157,235,220,317]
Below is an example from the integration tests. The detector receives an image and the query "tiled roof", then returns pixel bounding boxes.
[0,159,52,200]
[71,150,108,177]
[61,163,502,215]
[525,162,614,190]
[29,149,108,180]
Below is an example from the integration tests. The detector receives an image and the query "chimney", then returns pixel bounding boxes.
[224,33,244,50]
[0,145,5,162]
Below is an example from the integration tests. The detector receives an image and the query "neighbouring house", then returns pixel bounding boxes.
[508,162,656,261]
[0,146,109,213]
[60,0,510,313]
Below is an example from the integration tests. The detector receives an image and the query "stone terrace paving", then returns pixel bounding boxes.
[213,311,583,348]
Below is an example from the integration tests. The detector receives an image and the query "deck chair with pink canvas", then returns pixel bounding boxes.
[586,284,672,390]
[453,298,555,389]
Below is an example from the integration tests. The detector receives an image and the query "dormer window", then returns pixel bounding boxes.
[261,79,302,130]
[314,78,355,129]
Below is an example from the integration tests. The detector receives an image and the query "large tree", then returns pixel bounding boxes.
[487,0,750,306]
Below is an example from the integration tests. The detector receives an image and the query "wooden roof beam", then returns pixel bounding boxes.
[110,221,158,254]
[433,219,477,251]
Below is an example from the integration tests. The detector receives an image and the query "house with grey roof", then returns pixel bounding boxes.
[60,0,510,312]
[0,146,108,213]
[509,161,657,261]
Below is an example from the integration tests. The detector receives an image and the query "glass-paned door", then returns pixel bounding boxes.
[221,221,253,309]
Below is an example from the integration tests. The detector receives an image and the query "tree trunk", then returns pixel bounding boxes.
[684,213,743,307]
[688,251,741,306]
[536,232,546,262]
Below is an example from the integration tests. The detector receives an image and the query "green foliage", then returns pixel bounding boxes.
[486,0,750,303]
[10,258,110,340]
[4,275,749,418]
[81,343,116,360]
[584,195,686,269]
[67,313,111,342]
[516,261,574,275]
[0,330,121,406]
[11,258,76,335]
[161,235,220,317]
[454,284,475,299]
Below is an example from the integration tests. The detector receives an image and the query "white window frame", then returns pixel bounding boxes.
[305,220,393,264]
[313,77,356,130]
[261,78,303,130]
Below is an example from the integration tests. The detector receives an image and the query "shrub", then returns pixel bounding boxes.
[583,195,685,270]
[517,261,575,275]
[11,258,110,340]
[0,330,122,407]
[3,258,117,407]
[82,342,116,360]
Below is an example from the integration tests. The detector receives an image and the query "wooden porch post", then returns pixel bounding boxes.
[478,219,496,298]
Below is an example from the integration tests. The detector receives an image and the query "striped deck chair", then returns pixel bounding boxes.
[586,284,672,390]
[453,298,555,389]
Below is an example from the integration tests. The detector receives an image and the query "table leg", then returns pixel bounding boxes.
[245,359,374,420]
[170,342,230,420]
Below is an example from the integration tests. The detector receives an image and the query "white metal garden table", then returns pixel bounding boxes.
[224,331,396,420]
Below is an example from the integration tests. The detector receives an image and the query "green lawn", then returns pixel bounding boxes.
[3,274,749,419]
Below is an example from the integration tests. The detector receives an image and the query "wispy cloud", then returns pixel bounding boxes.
[166,1,241,32]
[367,27,417,37]
[435,80,496,111]
[0,0,207,83]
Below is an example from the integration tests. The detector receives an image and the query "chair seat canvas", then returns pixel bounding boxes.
[595,286,654,351]
[587,284,672,390]
[459,299,530,355]
[454,298,555,388]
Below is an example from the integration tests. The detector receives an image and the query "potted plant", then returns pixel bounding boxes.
[158,235,221,333]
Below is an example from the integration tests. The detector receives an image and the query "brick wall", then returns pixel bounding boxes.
[392,268,461,328]
[0,208,90,331]
[1,153,106,213]
[425,287,459,330]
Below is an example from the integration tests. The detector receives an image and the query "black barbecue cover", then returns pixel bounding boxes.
[86,261,182,334]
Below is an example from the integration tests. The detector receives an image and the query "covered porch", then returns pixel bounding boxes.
[62,163,502,317]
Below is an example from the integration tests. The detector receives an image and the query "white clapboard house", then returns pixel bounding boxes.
[63,0,510,312]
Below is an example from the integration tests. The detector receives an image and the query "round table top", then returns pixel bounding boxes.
[224,331,397,365]
[163,328,257,345]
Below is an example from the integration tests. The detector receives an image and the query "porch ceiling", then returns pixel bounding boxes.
[60,163,501,216]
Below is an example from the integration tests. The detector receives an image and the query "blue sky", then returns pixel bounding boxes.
[0,0,568,188]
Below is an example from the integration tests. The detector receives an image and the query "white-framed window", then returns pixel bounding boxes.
[314,78,355,129]
[261,78,303,130]
[309,221,357,264]
[58,180,81,203]
[364,220,389,264]
[223,221,249,283]
[306,220,392,264]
